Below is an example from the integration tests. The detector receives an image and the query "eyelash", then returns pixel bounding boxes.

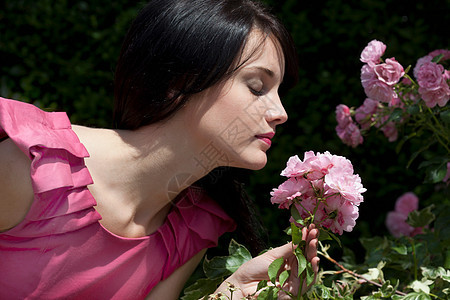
[249,87,265,97]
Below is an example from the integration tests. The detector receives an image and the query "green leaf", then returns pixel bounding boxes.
[318,228,332,242]
[431,53,444,63]
[386,107,404,123]
[290,205,304,225]
[279,270,289,287]
[181,278,223,300]
[418,157,449,183]
[257,286,278,300]
[406,205,435,228]
[391,244,408,255]
[203,239,252,279]
[291,222,302,245]
[328,230,342,247]
[440,109,450,125]
[294,247,307,276]
[305,262,315,286]
[268,257,284,284]
[400,292,432,300]
[256,280,268,291]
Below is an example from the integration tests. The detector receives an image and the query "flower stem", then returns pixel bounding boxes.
[410,238,418,281]
[318,243,407,296]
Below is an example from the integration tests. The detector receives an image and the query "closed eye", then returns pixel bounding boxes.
[249,86,265,96]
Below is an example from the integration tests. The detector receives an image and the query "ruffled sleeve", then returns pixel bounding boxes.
[0,97,101,238]
[158,186,236,280]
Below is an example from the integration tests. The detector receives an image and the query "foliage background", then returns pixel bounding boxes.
[1,0,449,290]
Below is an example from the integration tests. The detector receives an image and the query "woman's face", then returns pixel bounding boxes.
[184,30,288,171]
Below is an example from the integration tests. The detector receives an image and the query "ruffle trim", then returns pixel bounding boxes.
[0,98,101,238]
[158,186,236,280]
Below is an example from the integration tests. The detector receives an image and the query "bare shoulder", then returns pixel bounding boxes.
[0,138,34,232]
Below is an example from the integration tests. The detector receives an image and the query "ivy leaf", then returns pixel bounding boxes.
[268,257,284,284]
[181,278,223,300]
[406,205,435,228]
[203,239,252,279]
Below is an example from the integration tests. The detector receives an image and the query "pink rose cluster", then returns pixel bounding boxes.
[335,40,450,147]
[414,50,450,108]
[270,151,366,235]
[385,192,423,238]
[360,40,405,103]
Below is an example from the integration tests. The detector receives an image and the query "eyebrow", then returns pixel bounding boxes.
[248,66,283,83]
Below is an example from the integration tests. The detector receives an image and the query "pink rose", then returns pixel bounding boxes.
[374,58,405,86]
[324,167,366,205]
[386,192,423,238]
[380,121,398,142]
[336,104,352,127]
[318,195,359,235]
[360,40,386,64]
[361,64,376,88]
[363,79,396,103]
[355,98,379,130]
[419,81,450,108]
[417,62,445,90]
[413,55,433,79]
[270,177,310,209]
[336,122,364,148]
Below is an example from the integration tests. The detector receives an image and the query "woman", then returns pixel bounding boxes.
[0,0,319,298]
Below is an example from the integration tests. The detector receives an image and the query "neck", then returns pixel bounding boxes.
[75,116,217,233]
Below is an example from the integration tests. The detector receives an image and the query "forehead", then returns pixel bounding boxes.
[238,30,285,82]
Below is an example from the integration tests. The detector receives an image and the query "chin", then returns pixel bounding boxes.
[238,152,268,170]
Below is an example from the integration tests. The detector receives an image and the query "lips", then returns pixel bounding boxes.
[255,132,275,146]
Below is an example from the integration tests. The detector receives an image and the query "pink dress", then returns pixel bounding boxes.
[0,98,236,299]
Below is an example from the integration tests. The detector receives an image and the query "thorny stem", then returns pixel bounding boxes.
[318,243,407,296]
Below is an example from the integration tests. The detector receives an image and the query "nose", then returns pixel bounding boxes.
[264,93,288,126]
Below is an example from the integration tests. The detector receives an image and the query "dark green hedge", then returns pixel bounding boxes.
[1,0,448,253]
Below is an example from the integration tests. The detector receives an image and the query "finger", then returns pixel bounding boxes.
[311,256,320,274]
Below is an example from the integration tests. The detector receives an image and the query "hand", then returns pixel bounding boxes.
[215,224,320,299]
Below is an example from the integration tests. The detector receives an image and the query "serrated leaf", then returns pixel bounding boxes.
[181,278,223,300]
[406,205,435,228]
[291,222,302,245]
[305,262,315,286]
[268,257,284,284]
[294,247,307,276]
[203,239,252,279]
[279,270,289,287]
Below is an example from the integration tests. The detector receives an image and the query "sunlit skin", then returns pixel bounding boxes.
[183,30,288,171]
